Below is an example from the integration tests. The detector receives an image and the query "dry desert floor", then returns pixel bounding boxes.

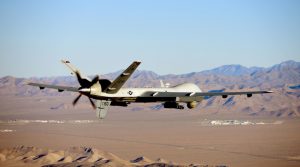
[0,96,300,167]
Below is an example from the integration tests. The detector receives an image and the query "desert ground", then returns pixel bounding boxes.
[0,95,300,167]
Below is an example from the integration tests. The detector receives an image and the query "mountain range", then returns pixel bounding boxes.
[0,60,299,117]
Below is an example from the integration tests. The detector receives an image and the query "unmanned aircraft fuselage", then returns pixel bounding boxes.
[29,60,272,119]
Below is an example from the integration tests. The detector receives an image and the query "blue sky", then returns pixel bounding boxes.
[0,0,299,77]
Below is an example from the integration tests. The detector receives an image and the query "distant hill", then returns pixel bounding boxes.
[0,60,299,118]
[200,64,263,76]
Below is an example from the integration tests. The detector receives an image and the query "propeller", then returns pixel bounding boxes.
[72,72,100,110]
[88,97,96,109]
[72,94,96,110]
[72,94,82,106]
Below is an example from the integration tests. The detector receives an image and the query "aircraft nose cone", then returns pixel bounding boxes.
[79,88,91,93]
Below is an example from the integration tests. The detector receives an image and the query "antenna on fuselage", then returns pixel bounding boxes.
[160,80,165,88]
[160,80,170,88]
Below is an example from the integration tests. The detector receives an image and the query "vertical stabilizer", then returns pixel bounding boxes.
[96,100,111,119]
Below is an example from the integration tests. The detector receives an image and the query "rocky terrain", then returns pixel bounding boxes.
[0,146,224,167]
[0,60,299,118]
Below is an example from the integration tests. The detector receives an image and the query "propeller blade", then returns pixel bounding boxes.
[91,75,99,85]
[88,98,96,110]
[72,94,82,106]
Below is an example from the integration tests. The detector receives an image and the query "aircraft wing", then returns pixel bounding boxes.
[28,83,79,92]
[104,61,141,94]
[144,90,273,97]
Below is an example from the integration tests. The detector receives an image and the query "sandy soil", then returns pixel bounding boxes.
[0,96,300,167]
